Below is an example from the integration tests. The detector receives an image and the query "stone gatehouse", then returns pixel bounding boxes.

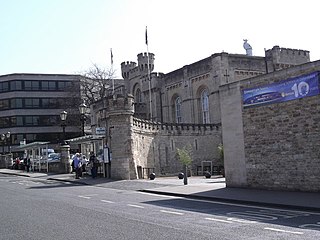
[103,94,222,179]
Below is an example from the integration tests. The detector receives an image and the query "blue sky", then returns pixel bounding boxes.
[1,0,320,77]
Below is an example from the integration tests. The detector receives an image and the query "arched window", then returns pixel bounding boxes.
[135,89,143,103]
[175,97,182,123]
[201,89,210,123]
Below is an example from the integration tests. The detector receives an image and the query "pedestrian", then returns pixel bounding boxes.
[26,158,30,172]
[89,152,98,178]
[81,154,87,173]
[72,153,82,179]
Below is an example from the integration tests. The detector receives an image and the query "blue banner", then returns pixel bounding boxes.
[242,72,320,108]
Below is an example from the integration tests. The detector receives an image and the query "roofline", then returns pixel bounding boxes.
[0,73,81,78]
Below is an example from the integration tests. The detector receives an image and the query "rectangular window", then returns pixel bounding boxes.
[10,81,22,91]
[0,100,9,110]
[48,81,56,90]
[32,81,39,90]
[16,116,23,126]
[12,134,24,145]
[41,81,49,90]
[11,99,23,108]
[41,81,56,90]
[11,117,23,126]
[25,134,36,142]
[2,82,9,92]
[41,98,58,108]
[25,116,39,126]
[58,81,64,90]
[25,98,40,108]
[24,81,39,90]
[0,117,11,127]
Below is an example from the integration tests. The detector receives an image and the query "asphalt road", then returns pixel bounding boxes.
[1,174,320,240]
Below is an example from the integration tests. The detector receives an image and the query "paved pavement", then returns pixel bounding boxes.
[1,168,320,212]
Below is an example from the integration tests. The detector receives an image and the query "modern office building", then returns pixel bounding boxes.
[0,73,83,153]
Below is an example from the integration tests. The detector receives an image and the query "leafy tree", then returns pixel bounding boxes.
[217,143,225,176]
[176,146,193,185]
[176,146,192,166]
[217,143,224,163]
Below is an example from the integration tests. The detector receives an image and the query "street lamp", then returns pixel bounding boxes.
[1,134,5,154]
[60,111,67,144]
[6,132,10,153]
[79,103,87,136]
[1,132,11,154]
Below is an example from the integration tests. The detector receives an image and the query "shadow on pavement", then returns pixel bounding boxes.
[141,197,320,232]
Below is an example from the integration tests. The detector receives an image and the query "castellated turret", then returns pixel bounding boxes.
[137,52,155,75]
[121,61,137,79]
[265,46,310,71]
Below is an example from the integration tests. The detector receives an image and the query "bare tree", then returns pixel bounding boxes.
[79,63,116,105]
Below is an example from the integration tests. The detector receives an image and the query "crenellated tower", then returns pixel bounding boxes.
[121,61,137,80]
[137,52,155,75]
[265,46,310,72]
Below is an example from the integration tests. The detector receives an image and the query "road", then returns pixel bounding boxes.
[1,173,320,240]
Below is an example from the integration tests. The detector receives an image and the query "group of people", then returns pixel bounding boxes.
[13,157,31,172]
[72,152,99,179]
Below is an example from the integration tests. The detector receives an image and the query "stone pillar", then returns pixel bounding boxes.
[220,82,248,188]
[60,144,71,173]
[106,94,136,180]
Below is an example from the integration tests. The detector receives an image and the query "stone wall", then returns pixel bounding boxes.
[221,60,320,192]
[132,118,222,177]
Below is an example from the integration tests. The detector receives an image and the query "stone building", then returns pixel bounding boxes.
[92,45,320,192]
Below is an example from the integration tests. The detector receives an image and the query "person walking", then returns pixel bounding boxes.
[72,153,82,179]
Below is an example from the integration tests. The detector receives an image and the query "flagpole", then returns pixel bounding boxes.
[146,26,152,120]
[110,48,114,95]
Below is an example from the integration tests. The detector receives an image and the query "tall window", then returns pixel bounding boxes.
[175,97,182,123]
[135,89,143,103]
[201,89,210,123]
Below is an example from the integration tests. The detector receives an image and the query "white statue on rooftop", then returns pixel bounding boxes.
[243,39,253,56]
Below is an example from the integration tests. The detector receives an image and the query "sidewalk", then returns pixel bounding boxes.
[1,168,320,212]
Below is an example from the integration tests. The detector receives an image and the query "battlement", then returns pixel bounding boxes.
[137,52,155,74]
[133,117,221,134]
[121,61,137,79]
[107,94,134,113]
[266,45,310,66]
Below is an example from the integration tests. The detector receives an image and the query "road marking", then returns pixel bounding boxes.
[227,211,278,221]
[227,218,257,224]
[78,195,91,199]
[127,204,145,209]
[299,222,320,230]
[174,197,320,216]
[264,227,303,235]
[138,192,181,199]
[160,210,184,215]
[205,217,233,223]
[101,200,114,203]
[247,210,309,218]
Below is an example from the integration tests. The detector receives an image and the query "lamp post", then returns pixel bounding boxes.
[60,111,67,144]
[6,132,11,153]
[79,103,87,136]
[1,134,5,154]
